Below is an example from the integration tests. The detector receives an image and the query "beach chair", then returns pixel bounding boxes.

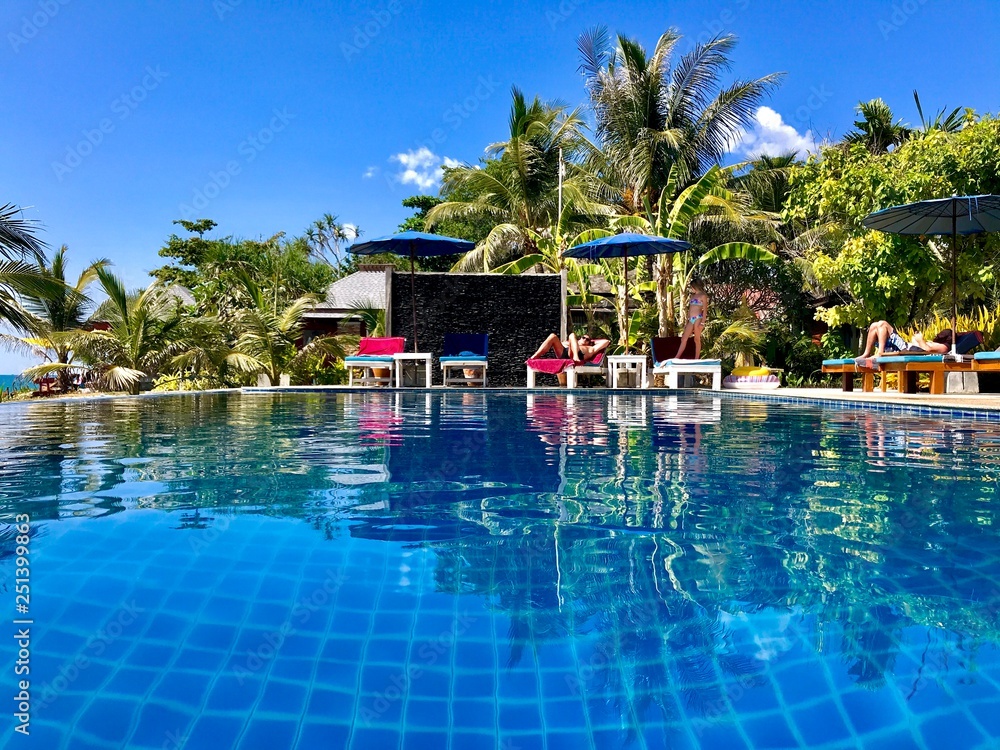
[525,351,607,389]
[440,333,488,387]
[345,337,405,387]
[874,331,983,394]
[822,358,880,392]
[973,349,1000,371]
[650,337,722,390]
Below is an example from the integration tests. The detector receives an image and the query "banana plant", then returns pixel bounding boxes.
[611,164,776,335]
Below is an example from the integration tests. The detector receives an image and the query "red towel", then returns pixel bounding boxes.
[357,337,405,356]
[526,358,574,374]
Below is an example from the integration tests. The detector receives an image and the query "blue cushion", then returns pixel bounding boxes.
[822,358,858,366]
[657,359,722,366]
[975,351,1000,361]
[344,356,394,364]
[875,355,944,364]
[439,356,486,363]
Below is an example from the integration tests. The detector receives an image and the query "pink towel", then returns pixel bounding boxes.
[526,358,574,374]
[357,337,405,356]
[527,351,605,373]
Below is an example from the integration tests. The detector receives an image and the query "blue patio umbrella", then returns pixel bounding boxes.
[348,231,474,352]
[862,195,1000,353]
[563,232,691,353]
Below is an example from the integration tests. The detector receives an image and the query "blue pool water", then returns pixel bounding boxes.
[1,390,1000,749]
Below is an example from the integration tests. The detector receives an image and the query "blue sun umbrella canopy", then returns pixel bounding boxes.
[348,232,475,353]
[862,195,1000,354]
[561,232,691,260]
[348,231,474,257]
[564,233,692,354]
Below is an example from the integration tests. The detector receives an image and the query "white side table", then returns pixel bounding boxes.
[607,355,649,389]
[393,353,433,388]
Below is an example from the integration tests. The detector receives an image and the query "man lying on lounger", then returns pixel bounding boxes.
[531,333,610,363]
[857,321,952,360]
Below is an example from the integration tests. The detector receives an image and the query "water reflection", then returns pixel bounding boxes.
[2,391,1000,741]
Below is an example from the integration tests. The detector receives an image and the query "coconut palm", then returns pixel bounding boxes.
[304,214,360,270]
[578,27,782,211]
[74,267,187,394]
[426,88,610,271]
[844,98,910,154]
[231,269,350,386]
[6,246,107,391]
[0,203,60,330]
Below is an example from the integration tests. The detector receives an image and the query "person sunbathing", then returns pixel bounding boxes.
[857,321,951,359]
[531,333,610,363]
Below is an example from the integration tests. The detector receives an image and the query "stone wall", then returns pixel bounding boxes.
[388,272,565,387]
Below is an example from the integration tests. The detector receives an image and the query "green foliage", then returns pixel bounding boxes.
[786,116,1000,327]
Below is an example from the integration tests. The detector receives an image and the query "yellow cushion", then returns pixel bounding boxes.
[732,366,771,377]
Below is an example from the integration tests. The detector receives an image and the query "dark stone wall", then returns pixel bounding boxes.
[388,272,564,386]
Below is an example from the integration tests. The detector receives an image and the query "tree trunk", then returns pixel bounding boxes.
[57,352,71,393]
[617,285,629,350]
[656,257,675,337]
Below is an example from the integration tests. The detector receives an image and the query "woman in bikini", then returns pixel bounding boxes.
[674,282,708,359]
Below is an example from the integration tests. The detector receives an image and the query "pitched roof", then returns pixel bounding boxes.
[313,270,386,312]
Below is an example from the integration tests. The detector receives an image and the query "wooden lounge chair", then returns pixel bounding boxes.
[973,350,1000,371]
[440,333,488,387]
[650,337,722,390]
[873,332,983,394]
[822,358,880,392]
[346,337,406,387]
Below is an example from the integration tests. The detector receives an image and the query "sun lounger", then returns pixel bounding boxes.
[650,337,722,390]
[526,351,607,388]
[440,333,488,387]
[346,337,406,386]
[973,350,1000,370]
[822,358,880,392]
[873,331,983,394]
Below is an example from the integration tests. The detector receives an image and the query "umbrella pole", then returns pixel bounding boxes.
[952,207,958,355]
[410,244,419,353]
[623,246,630,355]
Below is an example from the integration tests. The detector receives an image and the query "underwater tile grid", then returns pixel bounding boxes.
[1,390,1000,749]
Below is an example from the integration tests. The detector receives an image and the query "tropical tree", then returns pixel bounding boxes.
[231,270,350,386]
[611,165,777,336]
[304,213,360,270]
[843,98,910,154]
[8,246,106,391]
[74,267,188,394]
[427,88,609,271]
[0,203,60,330]
[578,27,782,211]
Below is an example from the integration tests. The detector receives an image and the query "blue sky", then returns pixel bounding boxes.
[3,0,999,371]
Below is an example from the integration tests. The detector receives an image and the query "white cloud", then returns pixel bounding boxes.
[389,147,459,191]
[362,166,378,179]
[737,106,817,159]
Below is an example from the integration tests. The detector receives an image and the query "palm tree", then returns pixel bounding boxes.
[7,246,107,391]
[844,98,910,154]
[304,214,360,270]
[426,88,609,271]
[0,203,60,330]
[578,27,782,211]
[912,90,968,136]
[232,270,350,385]
[74,267,187,394]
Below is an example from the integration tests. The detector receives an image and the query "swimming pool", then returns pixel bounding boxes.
[2,390,999,749]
